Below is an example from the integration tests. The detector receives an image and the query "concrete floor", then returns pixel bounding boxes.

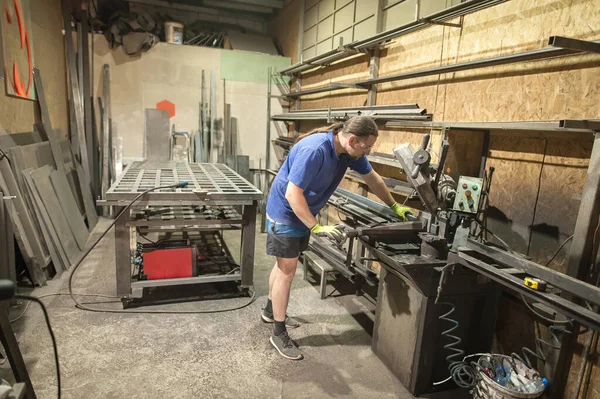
[5,217,434,398]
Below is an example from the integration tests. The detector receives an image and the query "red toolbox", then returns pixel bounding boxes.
[142,247,196,280]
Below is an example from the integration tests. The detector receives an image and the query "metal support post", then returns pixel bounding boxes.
[114,207,131,297]
[367,48,380,106]
[546,132,600,398]
[266,67,272,170]
[240,202,257,287]
[0,303,36,398]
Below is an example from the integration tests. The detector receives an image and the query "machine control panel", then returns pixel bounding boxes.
[452,176,483,214]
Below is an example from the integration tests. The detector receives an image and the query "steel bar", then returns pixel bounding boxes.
[61,0,90,181]
[0,303,37,399]
[272,105,428,122]
[550,132,600,398]
[131,274,241,290]
[101,65,110,207]
[80,9,94,194]
[559,119,600,131]
[266,67,272,170]
[210,70,216,163]
[548,36,600,54]
[240,203,257,287]
[280,46,360,75]
[114,207,130,296]
[466,240,600,306]
[353,0,506,49]
[455,251,600,331]
[356,39,600,87]
[285,82,368,98]
[279,0,507,76]
[386,119,600,134]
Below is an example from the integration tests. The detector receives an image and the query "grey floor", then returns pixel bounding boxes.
[5,217,424,399]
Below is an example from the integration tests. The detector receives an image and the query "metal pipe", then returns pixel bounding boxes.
[266,67,272,170]
[356,40,600,87]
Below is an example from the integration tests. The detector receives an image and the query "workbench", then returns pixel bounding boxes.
[98,161,262,300]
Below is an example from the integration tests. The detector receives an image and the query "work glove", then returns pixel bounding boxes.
[310,223,344,244]
[390,202,413,221]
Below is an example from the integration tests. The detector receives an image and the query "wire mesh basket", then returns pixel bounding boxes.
[471,355,545,399]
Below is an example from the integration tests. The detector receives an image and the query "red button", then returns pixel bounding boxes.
[462,183,468,189]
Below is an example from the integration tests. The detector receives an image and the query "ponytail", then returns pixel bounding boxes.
[294,116,378,143]
[295,122,344,143]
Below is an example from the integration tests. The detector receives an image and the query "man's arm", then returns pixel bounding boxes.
[362,170,413,220]
[361,170,395,206]
[285,181,319,229]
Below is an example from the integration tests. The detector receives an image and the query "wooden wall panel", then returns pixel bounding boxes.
[299,54,371,109]
[445,129,486,181]
[484,133,546,255]
[527,136,593,272]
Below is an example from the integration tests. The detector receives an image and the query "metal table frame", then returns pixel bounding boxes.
[98,161,262,299]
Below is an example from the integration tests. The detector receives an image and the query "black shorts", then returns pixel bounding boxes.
[266,218,310,259]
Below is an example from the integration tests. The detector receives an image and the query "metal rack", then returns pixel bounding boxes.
[98,161,262,300]
[271,104,431,122]
[356,37,600,87]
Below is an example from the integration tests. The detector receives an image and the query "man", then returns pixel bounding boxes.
[261,116,413,360]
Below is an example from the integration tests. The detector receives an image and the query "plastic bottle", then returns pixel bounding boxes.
[521,377,549,393]
[493,365,510,386]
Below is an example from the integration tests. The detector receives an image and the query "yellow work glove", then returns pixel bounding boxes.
[310,223,344,243]
[390,202,413,221]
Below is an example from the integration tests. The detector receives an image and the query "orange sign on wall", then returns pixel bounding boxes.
[1,0,34,100]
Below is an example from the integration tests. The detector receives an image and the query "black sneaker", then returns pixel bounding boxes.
[261,309,300,328]
[270,331,303,360]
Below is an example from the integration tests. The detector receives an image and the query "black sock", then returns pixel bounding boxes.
[265,298,273,314]
[274,320,286,336]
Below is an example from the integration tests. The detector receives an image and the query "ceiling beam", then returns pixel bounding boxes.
[203,0,273,14]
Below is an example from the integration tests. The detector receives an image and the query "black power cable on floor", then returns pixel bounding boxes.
[67,182,256,314]
[13,294,61,399]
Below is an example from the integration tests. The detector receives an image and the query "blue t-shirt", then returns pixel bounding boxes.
[266,132,373,230]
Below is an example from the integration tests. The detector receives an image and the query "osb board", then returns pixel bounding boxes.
[299,54,371,110]
[484,133,546,255]
[437,0,600,122]
[492,294,538,363]
[527,136,593,273]
[374,23,448,119]
[267,0,303,64]
[565,333,600,399]
[444,129,486,180]
[441,54,600,122]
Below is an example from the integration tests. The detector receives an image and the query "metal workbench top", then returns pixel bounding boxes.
[105,161,262,203]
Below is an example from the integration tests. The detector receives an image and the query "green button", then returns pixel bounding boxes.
[472,185,478,190]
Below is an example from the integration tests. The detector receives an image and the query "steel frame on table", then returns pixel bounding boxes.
[98,161,262,299]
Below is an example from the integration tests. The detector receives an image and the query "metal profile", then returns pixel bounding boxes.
[386,119,600,134]
[279,46,361,75]
[548,36,600,54]
[278,0,508,76]
[271,104,430,122]
[353,0,507,50]
[356,38,600,87]
[285,82,368,99]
